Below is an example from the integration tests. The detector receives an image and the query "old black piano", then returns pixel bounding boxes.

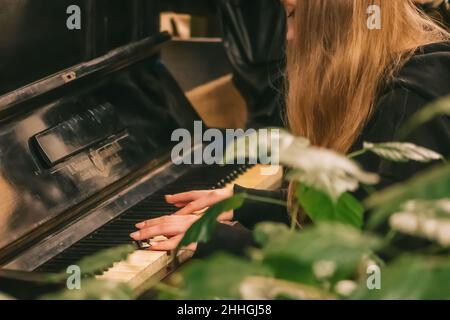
[0,0,281,298]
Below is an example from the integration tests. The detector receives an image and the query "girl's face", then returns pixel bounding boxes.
[284,0,297,41]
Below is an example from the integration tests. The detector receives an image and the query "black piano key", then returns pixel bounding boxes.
[115,218,152,223]
[76,240,129,247]
[126,206,174,212]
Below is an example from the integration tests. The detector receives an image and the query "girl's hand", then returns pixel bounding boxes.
[130,214,199,251]
[130,188,234,251]
[166,188,234,221]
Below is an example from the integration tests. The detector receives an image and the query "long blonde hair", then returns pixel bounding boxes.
[286,0,449,221]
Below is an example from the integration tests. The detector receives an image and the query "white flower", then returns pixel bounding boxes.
[439,201,450,213]
[225,130,379,201]
[436,222,450,247]
[389,212,419,234]
[391,199,450,247]
[421,218,439,238]
[403,199,450,217]
[335,280,358,297]
[224,128,310,165]
[313,260,337,280]
[285,147,379,201]
[403,201,418,212]
[434,200,450,216]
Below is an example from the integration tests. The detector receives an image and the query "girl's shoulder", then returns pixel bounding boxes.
[370,41,450,126]
[391,41,450,101]
[360,41,450,151]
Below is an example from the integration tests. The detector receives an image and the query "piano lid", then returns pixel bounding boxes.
[0,1,201,260]
[0,0,159,96]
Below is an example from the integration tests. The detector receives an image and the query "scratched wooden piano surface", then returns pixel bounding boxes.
[98,77,283,294]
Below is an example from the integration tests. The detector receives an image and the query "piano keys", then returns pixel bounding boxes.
[96,164,282,295]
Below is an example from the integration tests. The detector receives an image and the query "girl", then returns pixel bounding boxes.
[130,0,450,256]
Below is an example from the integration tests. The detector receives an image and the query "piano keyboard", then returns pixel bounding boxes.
[38,164,282,294]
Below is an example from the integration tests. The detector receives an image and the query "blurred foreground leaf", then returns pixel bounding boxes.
[398,95,450,139]
[285,149,379,202]
[254,223,382,283]
[45,244,135,282]
[177,193,247,251]
[223,128,310,165]
[351,255,450,300]
[296,185,364,229]
[172,254,272,299]
[40,279,134,300]
[0,292,15,300]
[361,142,443,163]
[240,276,335,300]
[75,244,135,277]
[366,164,450,229]
[388,199,450,247]
[225,129,378,201]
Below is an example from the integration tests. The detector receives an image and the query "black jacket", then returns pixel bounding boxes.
[216,0,286,128]
[195,41,450,258]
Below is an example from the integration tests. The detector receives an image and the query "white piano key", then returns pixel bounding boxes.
[98,270,135,282]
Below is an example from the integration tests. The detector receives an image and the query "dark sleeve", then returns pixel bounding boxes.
[233,184,290,230]
[193,185,289,258]
[193,223,258,258]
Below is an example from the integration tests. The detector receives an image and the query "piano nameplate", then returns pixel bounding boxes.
[61,135,127,181]
[89,141,124,176]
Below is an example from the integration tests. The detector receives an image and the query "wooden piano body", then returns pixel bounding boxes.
[0,1,282,298]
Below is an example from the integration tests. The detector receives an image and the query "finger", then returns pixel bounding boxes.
[173,202,190,208]
[217,210,233,222]
[165,191,210,204]
[130,224,185,240]
[135,215,167,229]
[174,194,222,216]
[149,234,183,251]
[136,215,192,229]
[173,200,205,215]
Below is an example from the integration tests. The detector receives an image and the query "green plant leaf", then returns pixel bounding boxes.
[253,223,291,247]
[46,244,136,282]
[173,253,273,299]
[397,95,450,139]
[259,255,318,285]
[351,255,450,300]
[362,142,443,163]
[177,193,247,251]
[254,223,382,283]
[40,279,134,300]
[239,276,335,300]
[76,244,135,277]
[365,164,450,229]
[296,185,364,229]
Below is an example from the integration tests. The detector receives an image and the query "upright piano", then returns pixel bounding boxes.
[0,0,281,298]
